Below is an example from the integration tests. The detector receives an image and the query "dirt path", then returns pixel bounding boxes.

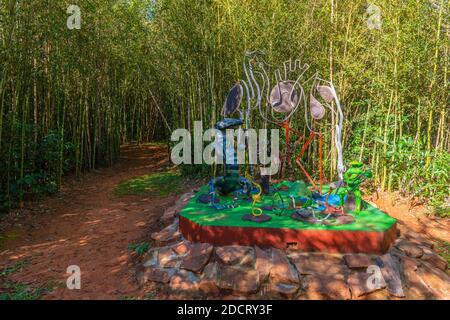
[0,144,182,299]
[369,193,450,245]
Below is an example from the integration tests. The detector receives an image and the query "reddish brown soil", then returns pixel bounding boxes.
[0,144,447,300]
[0,144,186,299]
[368,193,450,244]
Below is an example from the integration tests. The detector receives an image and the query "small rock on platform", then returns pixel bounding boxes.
[335,215,356,225]
[242,214,272,222]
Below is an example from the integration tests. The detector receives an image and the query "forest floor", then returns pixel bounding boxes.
[0,143,448,300]
[0,144,197,299]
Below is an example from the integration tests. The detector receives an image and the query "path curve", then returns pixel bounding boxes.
[0,144,179,299]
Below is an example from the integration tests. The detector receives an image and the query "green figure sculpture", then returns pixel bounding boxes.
[338,161,373,212]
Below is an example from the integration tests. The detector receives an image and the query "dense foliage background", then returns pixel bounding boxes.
[0,0,448,215]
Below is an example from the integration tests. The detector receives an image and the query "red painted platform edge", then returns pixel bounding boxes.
[179,215,397,254]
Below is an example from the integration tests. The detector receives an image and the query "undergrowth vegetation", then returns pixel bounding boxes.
[0,259,60,300]
[128,242,151,257]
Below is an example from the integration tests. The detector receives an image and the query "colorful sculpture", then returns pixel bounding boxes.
[241,52,345,193]
[204,52,352,224]
[179,52,399,252]
[338,161,373,212]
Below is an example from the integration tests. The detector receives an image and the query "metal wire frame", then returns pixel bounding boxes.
[232,51,346,189]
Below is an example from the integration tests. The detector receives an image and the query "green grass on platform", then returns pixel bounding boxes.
[180,182,396,232]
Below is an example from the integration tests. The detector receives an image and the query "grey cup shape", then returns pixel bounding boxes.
[269,81,299,113]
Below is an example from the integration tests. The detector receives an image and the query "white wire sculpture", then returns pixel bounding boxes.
[225,51,345,191]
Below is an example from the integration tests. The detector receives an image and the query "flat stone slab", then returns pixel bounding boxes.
[180,243,213,273]
[215,246,254,267]
[416,261,450,300]
[421,251,448,271]
[376,254,405,298]
[151,222,181,244]
[255,246,272,282]
[269,282,299,298]
[142,249,159,268]
[344,254,372,269]
[158,247,179,268]
[139,267,175,284]
[402,230,433,248]
[174,192,196,209]
[303,274,351,300]
[270,248,299,284]
[170,270,199,292]
[400,255,420,272]
[172,241,191,256]
[217,265,259,294]
[290,253,348,276]
[161,192,195,223]
[199,262,220,295]
[347,272,386,297]
[395,239,424,258]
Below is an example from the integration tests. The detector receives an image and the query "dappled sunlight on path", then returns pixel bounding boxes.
[0,144,180,299]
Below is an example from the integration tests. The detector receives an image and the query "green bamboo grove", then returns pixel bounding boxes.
[0,0,448,215]
[0,0,164,209]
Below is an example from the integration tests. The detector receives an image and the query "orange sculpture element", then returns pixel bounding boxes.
[280,120,325,194]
